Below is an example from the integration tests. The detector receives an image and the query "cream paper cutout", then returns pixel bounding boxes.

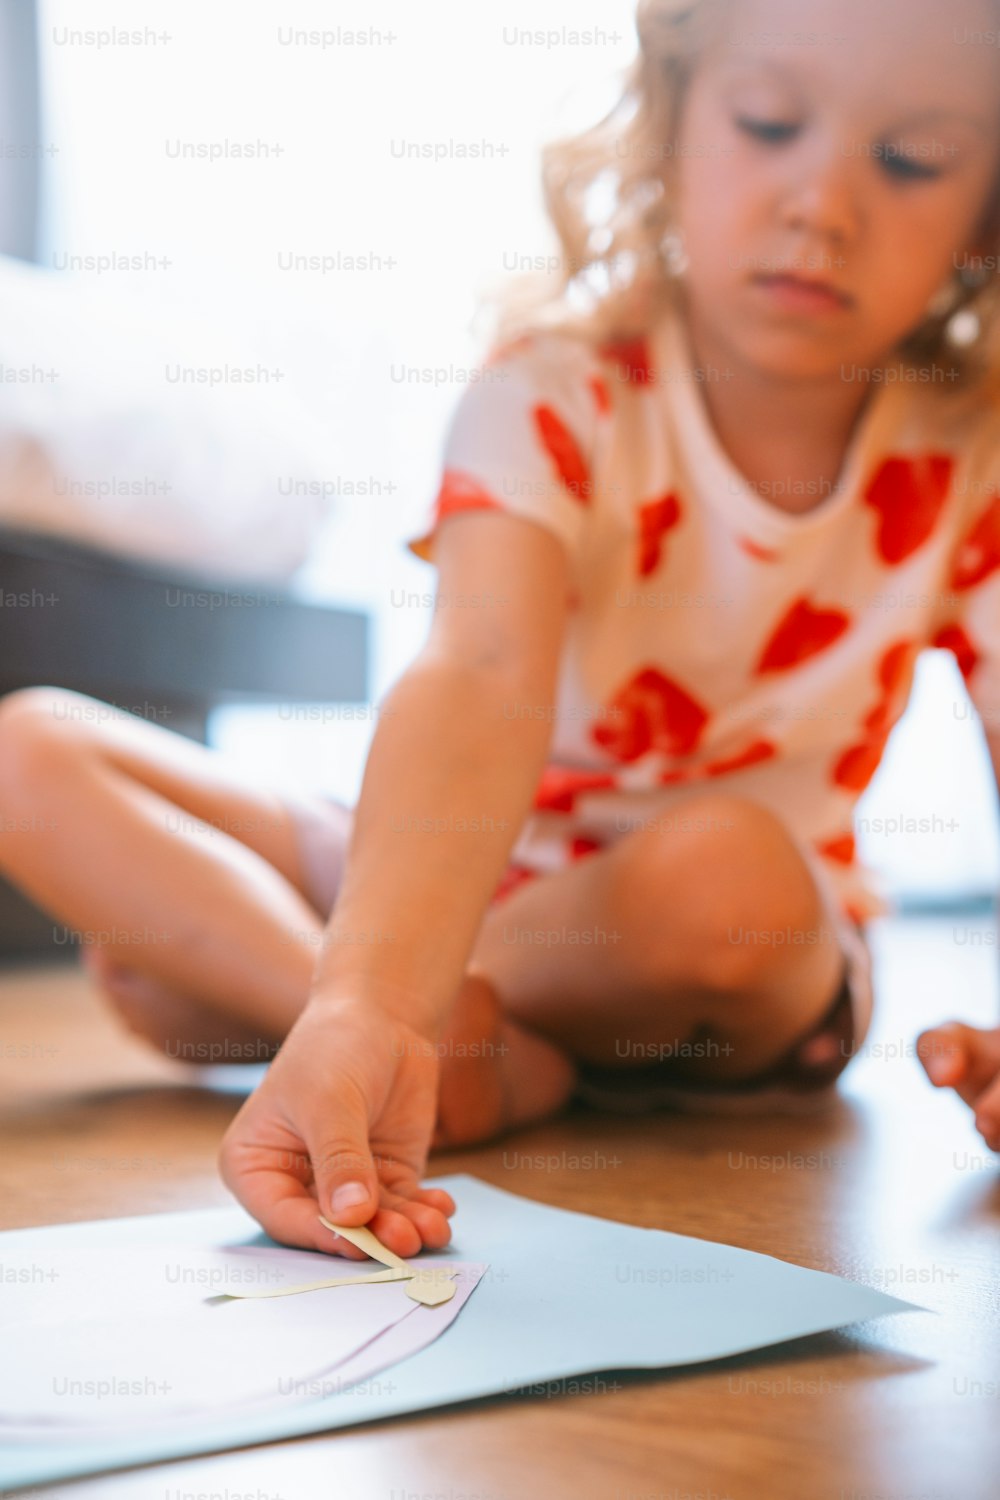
[318,1217,458,1306]
[222,1215,457,1305]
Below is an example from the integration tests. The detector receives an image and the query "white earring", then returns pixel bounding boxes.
[659,226,689,278]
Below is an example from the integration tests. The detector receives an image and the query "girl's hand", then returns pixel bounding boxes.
[917,1021,1000,1153]
[218,994,456,1255]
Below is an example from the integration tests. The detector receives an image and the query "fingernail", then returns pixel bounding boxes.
[332,1181,369,1212]
[925,1057,950,1084]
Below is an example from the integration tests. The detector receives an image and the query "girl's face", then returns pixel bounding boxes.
[675,0,1000,380]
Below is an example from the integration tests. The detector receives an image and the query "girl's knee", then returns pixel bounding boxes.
[615,791,807,898]
[610,792,832,993]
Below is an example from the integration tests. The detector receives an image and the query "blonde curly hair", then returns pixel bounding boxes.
[477,0,1000,393]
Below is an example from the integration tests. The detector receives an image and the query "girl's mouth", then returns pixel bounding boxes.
[752,273,854,316]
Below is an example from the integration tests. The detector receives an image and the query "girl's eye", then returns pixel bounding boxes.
[734,116,799,144]
[881,150,943,182]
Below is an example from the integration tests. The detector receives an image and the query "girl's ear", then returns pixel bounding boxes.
[959,166,1000,286]
[971,161,1000,256]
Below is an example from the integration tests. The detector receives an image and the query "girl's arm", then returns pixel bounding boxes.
[219,508,574,1252]
[313,506,572,1036]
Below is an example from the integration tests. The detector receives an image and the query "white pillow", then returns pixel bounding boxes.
[0,256,335,580]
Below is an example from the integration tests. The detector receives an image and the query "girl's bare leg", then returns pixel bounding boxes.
[436,793,850,1142]
[467,792,847,1082]
[0,687,575,1137]
[0,688,847,1143]
[0,687,327,1040]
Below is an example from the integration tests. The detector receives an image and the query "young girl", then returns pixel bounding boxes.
[3,0,1000,1258]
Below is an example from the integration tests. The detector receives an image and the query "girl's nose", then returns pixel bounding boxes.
[778,143,861,246]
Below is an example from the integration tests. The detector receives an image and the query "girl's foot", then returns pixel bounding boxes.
[431,971,578,1149]
[84,948,578,1146]
[917,1021,1000,1151]
[81,950,281,1065]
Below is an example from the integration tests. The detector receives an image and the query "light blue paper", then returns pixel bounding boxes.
[0,1173,918,1488]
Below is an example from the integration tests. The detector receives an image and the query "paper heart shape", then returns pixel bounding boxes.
[815,833,857,865]
[932,623,980,682]
[532,767,617,814]
[532,403,592,502]
[832,640,920,793]
[588,373,612,415]
[863,640,920,734]
[950,493,1000,591]
[598,334,654,385]
[832,736,886,794]
[592,666,710,762]
[738,536,782,562]
[637,492,683,577]
[703,739,778,777]
[863,454,953,565]
[755,597,851,674]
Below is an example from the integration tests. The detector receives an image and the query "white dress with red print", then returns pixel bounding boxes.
[405,308,1000,927]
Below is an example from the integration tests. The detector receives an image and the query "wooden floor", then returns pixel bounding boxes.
[2,911,998,1500]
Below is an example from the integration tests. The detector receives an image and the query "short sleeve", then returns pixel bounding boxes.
[404,332,607,567]
[934,449,1000,730]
